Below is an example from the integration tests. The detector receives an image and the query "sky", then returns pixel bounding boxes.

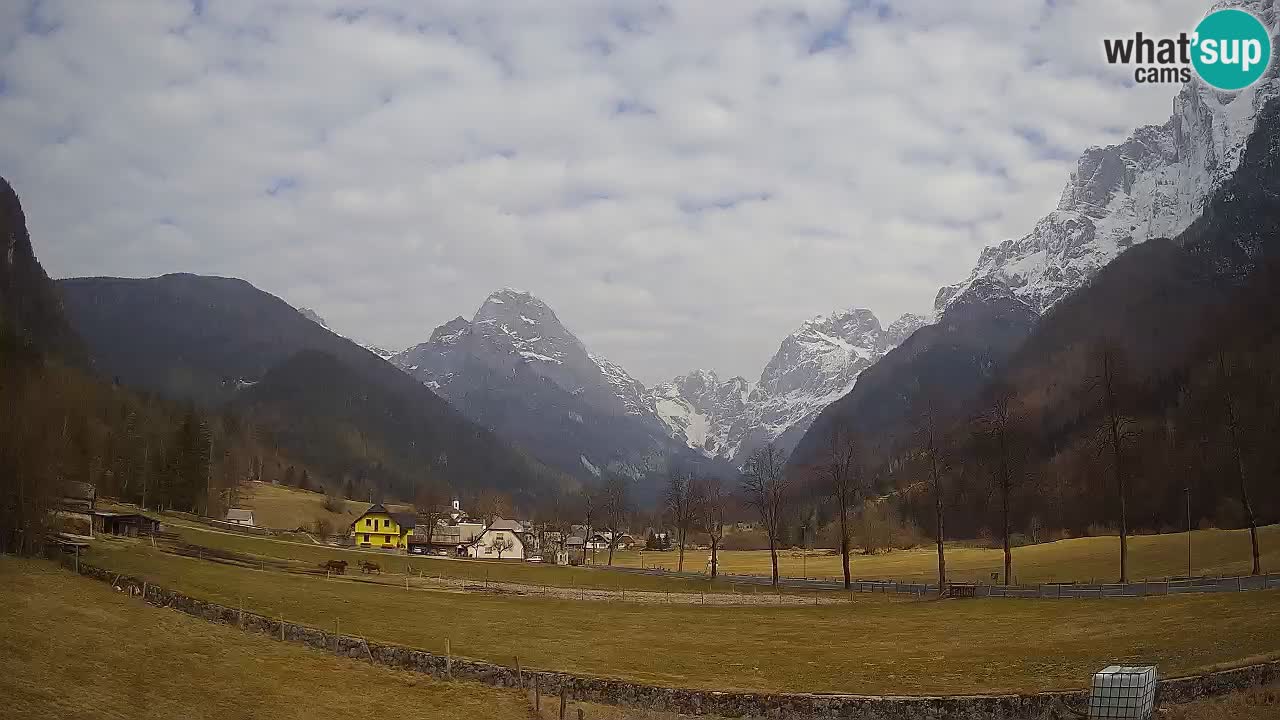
[0,0,1211,384]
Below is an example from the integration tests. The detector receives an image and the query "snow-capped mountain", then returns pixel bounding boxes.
[389,289,723,486]
[395,288,657,421]
[936,0,1280,315]
[651,370,750,458]
[651,308,928,461]
[297,306,398,359]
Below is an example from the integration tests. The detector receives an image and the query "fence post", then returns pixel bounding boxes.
[515,656,523,689]
[535,674,541,712]
[445,637,452,680]
[559,684,568,720]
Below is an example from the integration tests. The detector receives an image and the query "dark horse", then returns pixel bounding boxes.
[359,560,381,574]
[322,559,348,575]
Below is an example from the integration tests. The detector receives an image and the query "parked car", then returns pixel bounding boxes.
[526,555,544,563]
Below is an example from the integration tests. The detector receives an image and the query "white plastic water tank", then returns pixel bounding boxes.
[1088,665,1157,719]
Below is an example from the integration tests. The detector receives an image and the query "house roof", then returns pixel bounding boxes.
[225,508,254,522]
[389,511,417,529]
[486,518,523,533]
[350,504,417,529]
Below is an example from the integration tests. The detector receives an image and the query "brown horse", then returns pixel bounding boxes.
[322,559,347,575]
[359,560,380,574]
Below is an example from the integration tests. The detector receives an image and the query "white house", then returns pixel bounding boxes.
[225,508,255,526]
[468,518,526,559]
[586,531,636,551]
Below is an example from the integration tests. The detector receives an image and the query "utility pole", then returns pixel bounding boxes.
[801,524,808,580]
[141,442,149,511]
[1185,485,1193,578]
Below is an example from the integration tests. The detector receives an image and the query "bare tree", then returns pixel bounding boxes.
[492,535,514,559]
[694,476,727,578]
[741,444,792,588]
[974,383,1031,585]
[601,474,629,566]
[580,485,595,566]
[414,477,449,546]
[1208,352,1263,575]
[1089,343,1138,583]
[912,391,951,593]
[821,422,863,589]
[666,472,697,572]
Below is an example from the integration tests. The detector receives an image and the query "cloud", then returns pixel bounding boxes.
[0,0,1209,383]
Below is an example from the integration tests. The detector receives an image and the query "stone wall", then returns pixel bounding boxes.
[68,560,1278,720]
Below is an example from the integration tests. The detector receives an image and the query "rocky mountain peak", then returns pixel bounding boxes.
[886,312,930,346]
[650,303,928,463]
[428,316,471,346]
[936,27,1280,317]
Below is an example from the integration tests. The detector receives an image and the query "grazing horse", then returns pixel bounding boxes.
[359,560,380,575]
[322,559,348,575]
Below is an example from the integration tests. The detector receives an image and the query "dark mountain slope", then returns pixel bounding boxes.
[56,273,566,501]
[57,273,402,405]
[234,350,563,507]
[0,176,83,361]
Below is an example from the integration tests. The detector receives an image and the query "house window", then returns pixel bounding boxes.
[366,519,372,528]
[363,534,369,542]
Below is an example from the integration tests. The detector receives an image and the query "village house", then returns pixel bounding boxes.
[586,531,636,551]
[408,518,485,556]
[350,503,416,550]
[468,518,527,559]
[91,511,161,537]
[224,508,255,527]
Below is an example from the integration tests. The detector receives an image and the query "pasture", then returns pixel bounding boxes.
[617,525,1280,583]
[79,538,1280,696]
[0,555,533,720]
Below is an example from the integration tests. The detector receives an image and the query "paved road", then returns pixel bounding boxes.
[608,565,1280,599]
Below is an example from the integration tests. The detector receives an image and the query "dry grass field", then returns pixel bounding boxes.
[5,552,1276,719]
[0,555,534,720]
[78,538,1280,696]
[614,524,1280,583]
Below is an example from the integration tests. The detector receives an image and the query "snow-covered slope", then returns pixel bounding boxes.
[936,0,1280,314]
[651,309,928,461]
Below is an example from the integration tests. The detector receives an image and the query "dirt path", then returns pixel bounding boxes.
[402,572,904,606]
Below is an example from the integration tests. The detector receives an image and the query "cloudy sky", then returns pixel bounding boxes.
[1,0,1209,383]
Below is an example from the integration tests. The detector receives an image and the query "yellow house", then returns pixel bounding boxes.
[351,504,416,550]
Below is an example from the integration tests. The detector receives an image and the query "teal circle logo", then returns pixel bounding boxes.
[1191,8,1272,90]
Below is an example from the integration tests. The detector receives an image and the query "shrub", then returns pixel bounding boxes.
[313,518,333,538]
[322,493,344,514]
